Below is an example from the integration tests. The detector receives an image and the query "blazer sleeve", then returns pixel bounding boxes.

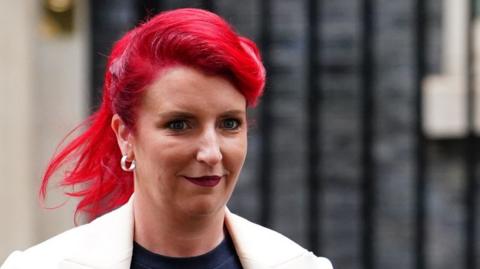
[1,251,24,269]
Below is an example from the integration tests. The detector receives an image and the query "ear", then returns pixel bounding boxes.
[111,114,134,159]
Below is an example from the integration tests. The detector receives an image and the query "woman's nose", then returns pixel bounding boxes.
[196,129,222,166]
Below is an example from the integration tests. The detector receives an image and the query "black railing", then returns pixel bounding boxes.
[360,0,375,268]
[414,0,427,269]
[306,0,322,255]
[258,0,273,229]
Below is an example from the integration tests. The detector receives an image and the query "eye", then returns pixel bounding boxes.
[221,118,241,130]
[166,119,190,130]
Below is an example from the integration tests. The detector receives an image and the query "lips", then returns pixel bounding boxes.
[184,175,222,187]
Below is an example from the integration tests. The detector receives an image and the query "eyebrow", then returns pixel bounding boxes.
[156,111,195,119]
[219,109,246,116]
[156,109,246,119]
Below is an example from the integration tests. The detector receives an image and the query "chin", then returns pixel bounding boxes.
[181,198,226,218]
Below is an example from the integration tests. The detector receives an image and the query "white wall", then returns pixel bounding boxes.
[423,0,480,138]
[0,0,89,262]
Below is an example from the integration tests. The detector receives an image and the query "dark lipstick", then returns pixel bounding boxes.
[185,176,222,187]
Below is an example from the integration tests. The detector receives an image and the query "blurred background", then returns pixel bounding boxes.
[2,0,480,269]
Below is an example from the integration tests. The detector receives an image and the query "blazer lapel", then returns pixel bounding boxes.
[225,208,328,269]
[225,209,284,269]
[59,196,135,269]
[58,200,325,269]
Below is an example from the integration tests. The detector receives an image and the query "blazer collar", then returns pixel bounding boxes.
[224,209,307,269]
[61,195,135,269]
[60,196,307,269]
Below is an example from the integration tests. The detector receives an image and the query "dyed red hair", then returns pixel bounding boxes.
[40,8,266,222]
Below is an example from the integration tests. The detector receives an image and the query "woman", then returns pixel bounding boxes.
[1,8,332,269]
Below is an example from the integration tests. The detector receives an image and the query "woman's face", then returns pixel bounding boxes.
[129,66,247,218]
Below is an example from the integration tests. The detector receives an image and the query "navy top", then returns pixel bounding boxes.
[130,232,243,269]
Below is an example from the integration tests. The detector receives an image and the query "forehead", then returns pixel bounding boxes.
[141,66,246,113]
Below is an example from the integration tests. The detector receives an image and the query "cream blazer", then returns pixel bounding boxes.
[1,196,333,269]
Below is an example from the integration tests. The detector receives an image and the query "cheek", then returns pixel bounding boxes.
[238,141,248,164]
[226,137,248,171]
[138,137,192,175]
[133,139,166,177]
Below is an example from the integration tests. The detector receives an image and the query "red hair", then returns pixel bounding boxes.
[40,8,266,222]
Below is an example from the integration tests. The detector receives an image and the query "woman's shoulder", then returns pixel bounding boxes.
[1,201,134,269]
[1,223,91,269]
[225,210,333,269]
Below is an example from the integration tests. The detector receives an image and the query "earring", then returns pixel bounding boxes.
[121,155,136,172]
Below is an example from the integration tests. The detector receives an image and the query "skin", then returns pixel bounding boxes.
[111,65,247,257]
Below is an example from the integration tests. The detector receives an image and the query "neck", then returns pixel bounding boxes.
[133,193,226,257]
